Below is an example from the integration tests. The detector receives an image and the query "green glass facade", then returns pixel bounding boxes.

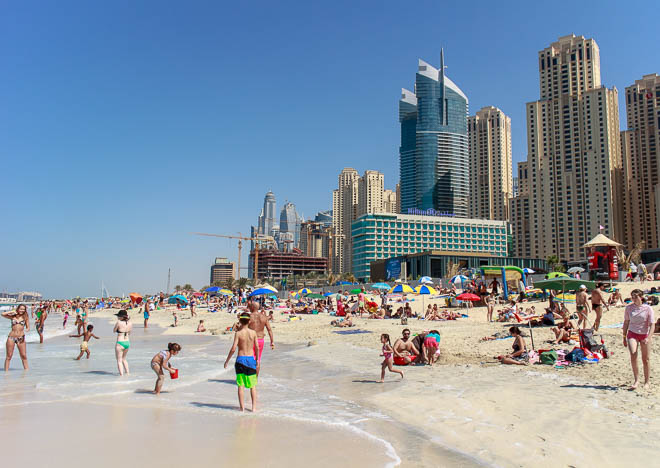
[352,213,508,280]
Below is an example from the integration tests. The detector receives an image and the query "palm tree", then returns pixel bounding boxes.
[616,241,645,271]
[237,277,248,289]
[182,284,193,291]
[174,285,182,292]
[326,272,336,286]
[546,255,564,272]
[345,273,356,284]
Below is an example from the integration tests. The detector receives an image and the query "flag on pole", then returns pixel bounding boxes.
[599,225,605,231]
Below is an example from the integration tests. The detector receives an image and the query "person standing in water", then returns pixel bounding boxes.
[113,310,132,375]
[3,304,30,371]
[35,305,48,344]
[143,300,150,329]
[70,324,100,360]
[151,342,181,395]
[224,312,259,412]
[247,299,274,376]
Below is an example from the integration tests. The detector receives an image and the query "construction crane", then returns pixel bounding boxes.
[191,232,275,283]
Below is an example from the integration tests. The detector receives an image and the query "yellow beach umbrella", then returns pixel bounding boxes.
[388,284,414,294]
[415,285,438,295]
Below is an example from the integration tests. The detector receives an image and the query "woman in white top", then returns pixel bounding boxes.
[623,289,654,390]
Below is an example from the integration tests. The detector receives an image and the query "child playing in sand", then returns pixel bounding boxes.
[172,310,178,327]
[151,343,181,395]
[379,334,404,382]
[224,312,259,412]
[423,330,441,365]
[69,324,100,360]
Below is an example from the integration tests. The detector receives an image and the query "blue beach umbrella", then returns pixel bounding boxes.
[168,294,188,305]
[450,275,468,284]
[415,285,438,295]
[205,286,220,293]
[371,283,390,290]
[323,292,335,297]
[388,284,415,294]
[298,288,312,295]
[419,276,433,284]
[249,288,277,297]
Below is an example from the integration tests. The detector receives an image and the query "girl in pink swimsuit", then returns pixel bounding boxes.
[379,334,403,383]
[623,289,654,390]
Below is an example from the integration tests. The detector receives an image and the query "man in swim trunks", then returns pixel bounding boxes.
[393,329,420,364]
[247,299,274,376]
[224,312,259,412]
[576,284,591,329]
[590,282,607,331]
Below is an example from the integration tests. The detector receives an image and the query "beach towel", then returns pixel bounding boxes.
[333,329,372,335]
[601,323,623,329]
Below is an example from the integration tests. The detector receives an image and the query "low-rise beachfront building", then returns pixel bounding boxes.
[210,257,234,285]
[351,212,511,281]
[249,248,327,281]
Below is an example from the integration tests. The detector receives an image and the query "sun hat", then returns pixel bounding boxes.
[115,310,129,318]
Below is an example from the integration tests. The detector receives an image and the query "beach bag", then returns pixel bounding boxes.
[527,350,540,365]
[566,348,585,362]
[540,350,558,365]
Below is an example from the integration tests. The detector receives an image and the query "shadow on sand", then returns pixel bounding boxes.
[208,379,236,385]
[190,401,238,411]
[560,383,620,391]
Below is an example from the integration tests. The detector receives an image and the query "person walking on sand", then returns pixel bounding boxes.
[113,310,132,376]
[224,312,259,412]
[151,342,181,395]
[247,299,274,376]
[590,282,607,331]
[358,288,366,317]
[3,304,30,371]
[576,285,591,329]
[379,334,404,382]
[623,289,654,390]
[486,292,496,322]
[70,324,100,360]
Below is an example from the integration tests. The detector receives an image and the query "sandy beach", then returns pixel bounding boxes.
[122,280,659,467]
[2,281,658,467]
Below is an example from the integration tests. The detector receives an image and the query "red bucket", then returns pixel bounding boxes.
[170,368,179,379]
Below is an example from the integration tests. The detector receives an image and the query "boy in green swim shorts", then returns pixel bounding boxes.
[224,312,259,412]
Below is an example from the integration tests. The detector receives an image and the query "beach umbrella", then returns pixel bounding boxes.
[535,278,596,293]
[419,276,433,284]
[415,285,438,295]
[168,294,188,305]
[337,281,353,285]
[249,288,278,297]
[456,293,480,301]
[298,288,312,295]
[129,293,143,304]
[388,284,414,294]
[371,283,390,290]
[120,299,130,303]
[547,272,569,279]
[192,292,203,297]
[567,267,585,274]
[450,275,468,284]
[349,288,363,294]
[523,268,535,274]
[307,293,324,299]
[255,283,278,293]
[205,286,220,293]
[323,292,334,297]
[219,289,234,296]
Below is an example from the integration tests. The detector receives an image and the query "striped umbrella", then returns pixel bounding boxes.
[415,285,438,295]
[419,276,433,284]
[298,288,312,295]
[219,289,234,296]
[450,275,468,284]
[371,283,390,290]
[388,284,415,294]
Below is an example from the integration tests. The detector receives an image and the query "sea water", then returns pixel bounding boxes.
[0,316,400,467]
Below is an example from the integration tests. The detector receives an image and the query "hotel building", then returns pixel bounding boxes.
[510,35,623,261]
[210,257,234,285]
[468,106,513,221]
[621,74,660,250]
[351,213,508,281]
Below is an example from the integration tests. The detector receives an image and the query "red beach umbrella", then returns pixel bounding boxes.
[456,293,480,301]
[129,293,143,304]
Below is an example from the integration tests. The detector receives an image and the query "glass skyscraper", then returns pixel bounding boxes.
[279,201,301,249]
[399,51,469,218]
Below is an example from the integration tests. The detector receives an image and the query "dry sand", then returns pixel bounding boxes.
[93,280,659,467]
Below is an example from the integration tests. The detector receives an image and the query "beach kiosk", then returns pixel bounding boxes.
[480,265,526,299]
[583,234,621,281]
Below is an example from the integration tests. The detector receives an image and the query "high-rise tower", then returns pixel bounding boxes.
[468,106,513,221]
[279,201,301,250]
[399,50,470,217]
[510,35,623,261]
[257,191,277,237]
[621,74,660,250]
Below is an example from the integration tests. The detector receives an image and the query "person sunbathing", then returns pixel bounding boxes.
[496,326,528,365]
[608,290,624,307]
[331,313,354,327]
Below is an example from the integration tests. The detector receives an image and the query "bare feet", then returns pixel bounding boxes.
[630,381,639,390]
[378,379,384,383]
[400,372,404,379]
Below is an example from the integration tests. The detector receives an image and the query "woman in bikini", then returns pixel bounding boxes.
[113,310,132,376]
[151,342,181,395]
[3,304,30,371]
[498,326,528,365]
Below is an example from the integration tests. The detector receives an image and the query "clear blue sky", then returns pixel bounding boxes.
[2,0,658,298]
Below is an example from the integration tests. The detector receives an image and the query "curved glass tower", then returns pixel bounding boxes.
[399,51,469,217]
